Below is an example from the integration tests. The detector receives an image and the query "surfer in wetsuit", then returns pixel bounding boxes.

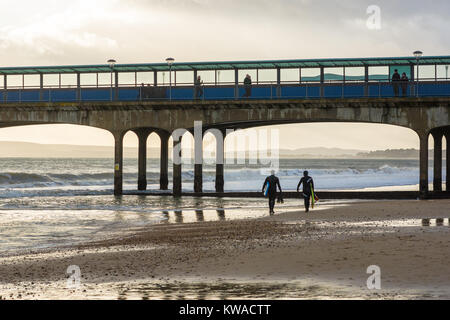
[262,170,283,215]
[297,171,315,213]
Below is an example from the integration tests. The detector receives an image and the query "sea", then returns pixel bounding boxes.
[0,157,444,253]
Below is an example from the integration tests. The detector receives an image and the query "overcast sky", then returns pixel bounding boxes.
[0,0,449,150]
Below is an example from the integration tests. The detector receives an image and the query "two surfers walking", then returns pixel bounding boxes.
[262,170,318,215]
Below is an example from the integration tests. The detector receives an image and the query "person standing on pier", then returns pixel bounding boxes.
[401,72,409,97]
[195,76,204,99]
[243,74,252,98]
[262,170,283,215]
[297,171,315,213]
[392,69,401,97]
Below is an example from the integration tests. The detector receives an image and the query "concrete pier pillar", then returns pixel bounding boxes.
[194,167,203,193]
[432,131,443,192]
[173,135,183,197]
[419,132,429,198]
[446,132,450,191]
[113,131,125,196]
[194,130,203,193]
[134,129,152,191]
[216,164,224,193]
[215,130,225,193]
[159,131,170,190]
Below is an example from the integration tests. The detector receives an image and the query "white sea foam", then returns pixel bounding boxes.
[0,161,440,195]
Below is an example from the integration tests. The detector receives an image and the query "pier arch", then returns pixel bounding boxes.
[0,124,115,191]
[218,122,421,193]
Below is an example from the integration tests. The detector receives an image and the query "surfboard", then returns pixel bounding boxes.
[311,185,315,209]
[264,182,270,197]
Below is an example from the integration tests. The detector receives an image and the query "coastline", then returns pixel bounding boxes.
[0,200,449,300]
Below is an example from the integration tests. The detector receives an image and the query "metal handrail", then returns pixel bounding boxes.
[1,80,450,103]
[2,77,449,91]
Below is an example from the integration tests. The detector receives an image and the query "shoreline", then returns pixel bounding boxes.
[124,190,450,200]
[0,199,449,300]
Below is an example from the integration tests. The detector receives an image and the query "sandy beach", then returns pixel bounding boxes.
[0,199,449,300]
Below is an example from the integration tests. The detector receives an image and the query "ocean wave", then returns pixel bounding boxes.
[0,165,418,188]
[0,164,428,199]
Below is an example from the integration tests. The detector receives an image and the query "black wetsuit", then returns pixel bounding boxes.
[262,175,282,214]
[297,176,314,212]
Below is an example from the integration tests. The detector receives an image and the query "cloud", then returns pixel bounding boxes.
[0,0,449,65]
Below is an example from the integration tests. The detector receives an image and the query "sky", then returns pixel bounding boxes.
[1,0,449,150]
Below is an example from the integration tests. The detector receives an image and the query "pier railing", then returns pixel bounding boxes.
[1,79,450,103]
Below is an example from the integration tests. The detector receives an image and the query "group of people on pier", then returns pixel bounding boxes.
[391,69,410,97]
[196,71,413,99]
[194,74,253,99]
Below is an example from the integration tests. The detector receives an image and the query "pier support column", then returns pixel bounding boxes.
[194,126,203,193]
[134,129,152,191]
[446,132,450,191]
[419,131,429,198]
[159,131,170,190]
[173,134,183,197]
[432,131,443,192]
[113,131,125,196]
[216,130,226,193]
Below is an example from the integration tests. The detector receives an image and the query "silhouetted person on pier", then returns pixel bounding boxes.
[401,72,409,97]
[243,74,252,98]
[195,76,204,99]
[392,69,401,97]
[262,170,282,215]
[297,171,315,213]
[139,83,149,100]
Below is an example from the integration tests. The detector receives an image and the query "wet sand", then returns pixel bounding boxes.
[0,200,449,300]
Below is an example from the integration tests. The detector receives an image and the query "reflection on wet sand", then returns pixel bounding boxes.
[196,210,204,222]
[175,211,183,224]
[161,209,231,224]
[421,218,449,227]
[113,281,436,301]
[217,209,226,221]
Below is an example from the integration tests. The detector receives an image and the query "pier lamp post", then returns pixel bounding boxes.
[107,59,116,101]
[413,51,423,97]
[166,57,175,101]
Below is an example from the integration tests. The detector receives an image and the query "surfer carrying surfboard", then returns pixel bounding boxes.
[297,171,315,213]
[262,170,283,215]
